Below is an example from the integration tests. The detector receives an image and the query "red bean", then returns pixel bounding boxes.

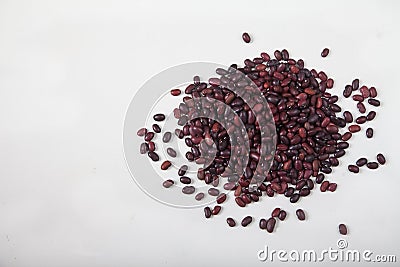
[170,89,181,96]
[152,124,161,133]
[342,132,352,141]
[144,132,155,141]
[368,99,380,107]
[208,188,220,196]
[352,94,364,102]
[367,162,379,169]
[182,186,195,194]
[271,207,281,217]
[321,48,329,57]
[137,127,147,137]
[296,209,306,220]
[356,158,367,167]
[259,218,267,229]
[195,192,205,201]
[366,111,376,121]
[369,87,377,98]
[328,183,337,192]
[366,128,373,138]
[343,85,352,98]
[348,165,359,173]
[352,79,359,91]
[148,151,159,161]
[266,217,276,233]
[278,210,287,221]
[355,116,367,124]
[241,216,253,227]
[339,224,348,235]
[153,113,165,121]
[242,32,251,43]
[235,197,246,207]
[226,218,236,227]
[204,207,212,218]
[343,111,353,123]
[217,193,227,204]
[162,179,174,188]
[162,132,172,143]
[212,205,221,215]
[360,86,370,98]
[161,160,171,170]
[320,181,329,192]
[377,153,386,165]
[357,102,366,113]
[348,125,361,133]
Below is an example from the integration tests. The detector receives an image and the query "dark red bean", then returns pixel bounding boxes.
[161,160,172,170]
[366,128,373,138]
[208,188,220,196]
[377,153,386,165]
[140,143,148,154]
[357,102,366,114]
[339,224,348,235]
[175,129,184,139]
[343,111,353,123]
[152,124,161,133]
[170,89,181,96]
[278,210,287,221]
[328,183,337,192]
[348,165,359,173]
[148,151,159,161]
[217,193,227,204]
[355,116,367,124]
[227,218,236,227]
[166,147,177,158]
[343,85,352,98]
[148,141,155,152]
[326,78,334,88]
[242,32,251,43]
[241,216,253,227]
[360,86,370,98]
[352,94,364,102]
[271,207,281,217]
[144,132,155,141]
[235,197,246,207]
[182,186,195,194]
[296,209,306,221]
[162,179,174,188]
[180,176,191,184]
[348,125,361,133]
[266,217,276,233]
[342,132,352,141]
[274,50,282,60]
[177,165,188,176]
[316,173,325,184]
[290,193,300,203]
[369,87,377,98]
[352,79,359,91]
[321,48,329,57]
[212,205,221,215]
[367,162,379,169]
[356,158,368,167]
[368,99,380,107]
[137,127,147,137]
[204,207,212,218]
[153,113,165,121]
[195,192,205,201]
[162,132,172,143]
[259,218,267,229]
[366,111,376,121]
[320,181,329,192]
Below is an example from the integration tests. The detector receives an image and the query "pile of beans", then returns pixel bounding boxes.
[136,32,386,234]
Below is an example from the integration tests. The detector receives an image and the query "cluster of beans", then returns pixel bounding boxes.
[173,47,352,209]
[348,153,386,173]
[135,32,386,234]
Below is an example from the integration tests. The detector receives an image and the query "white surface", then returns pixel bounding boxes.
[1,0,400,266]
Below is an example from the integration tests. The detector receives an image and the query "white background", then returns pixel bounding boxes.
[1,0,400,266]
